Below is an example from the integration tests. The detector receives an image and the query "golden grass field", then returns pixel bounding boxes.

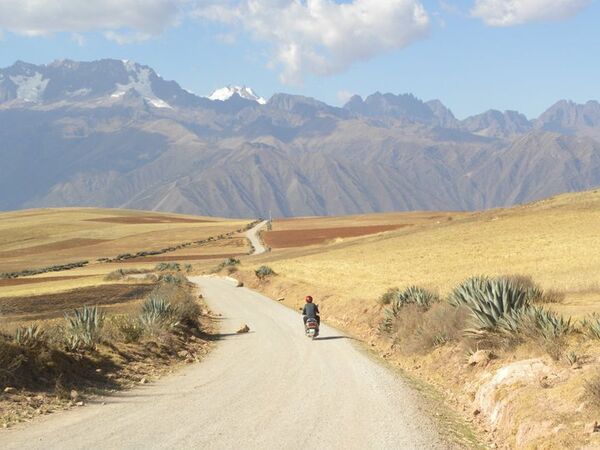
[257,189,600,319]
[0,208,249,272]
[0,208,251,322]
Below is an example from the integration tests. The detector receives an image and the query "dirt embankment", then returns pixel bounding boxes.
[231,270,600,449]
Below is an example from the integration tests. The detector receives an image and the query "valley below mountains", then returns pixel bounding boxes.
[2,59,600,217]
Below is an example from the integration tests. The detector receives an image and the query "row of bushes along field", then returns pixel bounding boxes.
[0,261,89,280]
[98,220,261,263]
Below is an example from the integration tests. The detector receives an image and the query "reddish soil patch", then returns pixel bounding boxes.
[0,238,107,258]
[263,225,409,248]
[0,275,89,287]
[86,215,213,224]
[0,283,156,320]
[118,253,245,263]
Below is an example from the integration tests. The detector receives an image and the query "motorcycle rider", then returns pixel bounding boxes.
[302,295,320,327]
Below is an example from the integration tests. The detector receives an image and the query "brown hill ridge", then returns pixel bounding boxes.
[1,59,600,217]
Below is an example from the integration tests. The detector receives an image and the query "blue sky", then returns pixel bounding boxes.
[0,0,598,119]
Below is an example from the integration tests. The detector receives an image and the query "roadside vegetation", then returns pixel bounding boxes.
[0,272,210,428]
[379,276,575,360]
[255,265,276,280]
[213,257,241,274]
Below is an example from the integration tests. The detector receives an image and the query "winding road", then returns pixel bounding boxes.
[0,277,448,449]
[245,220,269,255]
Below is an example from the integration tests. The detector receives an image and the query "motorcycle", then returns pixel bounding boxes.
[304,317,320,339]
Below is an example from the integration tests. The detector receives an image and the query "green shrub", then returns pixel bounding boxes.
[158,273,186,285]
[255,265,276,280]
[14,325,45,348]
[214,258,241,273]
[65,306,105,351]
[184,264,193,273]
[109,315,144,343]
[155,262,181,272]
[449,276,531,330]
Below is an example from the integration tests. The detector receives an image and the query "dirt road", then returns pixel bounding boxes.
[245,220,268,254]
[0,277,449,449]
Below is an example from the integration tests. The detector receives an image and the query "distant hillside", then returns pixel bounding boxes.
[1,59,600,217]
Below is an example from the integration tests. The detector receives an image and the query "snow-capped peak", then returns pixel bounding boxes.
[110,60,173,109]
[208,86,266,105]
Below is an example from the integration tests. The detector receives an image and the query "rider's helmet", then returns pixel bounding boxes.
[305,295,313,303]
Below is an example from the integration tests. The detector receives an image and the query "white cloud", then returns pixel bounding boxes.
[471,0,591,26]
[0,0,183,37]
[195,0,430,84]
[104,31,153,45]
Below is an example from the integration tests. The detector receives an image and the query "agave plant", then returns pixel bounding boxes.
[497,306,572,339]
[14,324,45,347]
[65,306,105,351]
[448,276,530,330]
[140,295,179,332]
[582,314,600,340]
[388,286,438,317]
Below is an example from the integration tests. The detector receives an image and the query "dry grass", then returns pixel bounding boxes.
[0,208,249,273]
[263,190,600,319]
[387,302,469,355]
[0,283,156,323]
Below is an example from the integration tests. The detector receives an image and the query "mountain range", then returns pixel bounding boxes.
[1,58,600,217]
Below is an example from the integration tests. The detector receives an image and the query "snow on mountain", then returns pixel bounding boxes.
[9,72,49,103]
[111,60,173,109]
[208,86,266,105]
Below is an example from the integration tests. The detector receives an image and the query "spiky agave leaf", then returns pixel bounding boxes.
[449,276,530,330]
[140,295,179,331]
[485,306,572,346]
[581,314,600,340]
[65,306,105,351]
[14,324,45,347]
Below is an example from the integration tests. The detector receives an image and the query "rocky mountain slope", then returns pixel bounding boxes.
[1,59,599,217]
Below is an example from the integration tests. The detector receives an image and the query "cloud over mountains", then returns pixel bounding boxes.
[0,0,592,82]
[195,0,429,84]
[0,0,182,36]
[471,0,591,26]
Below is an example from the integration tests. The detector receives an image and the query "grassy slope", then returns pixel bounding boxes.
[0,208,251,310]
[0,208,249,272]
[262,189,600,319]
